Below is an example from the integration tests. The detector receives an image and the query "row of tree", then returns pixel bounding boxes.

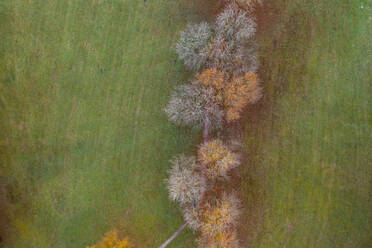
[86,2,262,247]
[161,1,262,247]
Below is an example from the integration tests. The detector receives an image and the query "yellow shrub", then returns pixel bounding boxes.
[86,229,132,248]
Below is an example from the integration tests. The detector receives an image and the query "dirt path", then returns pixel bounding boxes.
[235,2,280,247]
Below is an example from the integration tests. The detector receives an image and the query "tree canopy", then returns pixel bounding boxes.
[198,192,241,248]
[167,155,207,206]
[198,139,240,180]
[175,22,212,71]
[164,82,223,130]
[196,68,262,122]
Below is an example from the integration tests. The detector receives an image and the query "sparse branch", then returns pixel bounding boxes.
[176,22,212,71]
[166,155,206,205]
[164,83,223,130]
[208,4,258,75]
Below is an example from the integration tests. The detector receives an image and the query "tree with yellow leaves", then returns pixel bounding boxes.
[198,192,241,248]
[198,139,240,180]
[86,229,132,248]
[197,230,239,248]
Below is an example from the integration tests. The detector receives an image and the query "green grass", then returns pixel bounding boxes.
[240,0,371,247]
[1,0,370,247]
[0,0,219,247]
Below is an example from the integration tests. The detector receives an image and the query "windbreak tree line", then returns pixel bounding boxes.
[87,1,263,248]
[162,1,263,247]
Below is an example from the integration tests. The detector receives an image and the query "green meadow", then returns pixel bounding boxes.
[0,0,370,247]
[0,0,220,247]
[240,0,371,247]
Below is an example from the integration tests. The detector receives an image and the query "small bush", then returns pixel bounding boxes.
[86,229,132,248]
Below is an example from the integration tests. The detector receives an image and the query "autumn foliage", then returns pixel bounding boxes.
[162,2,263,248]
[196,68,262,122]
[198,139,240,180]
[198,193,241,248]
[196,68,225,104]
[198,230,239,248]
[86,230,132,248]
[225,71,262,121]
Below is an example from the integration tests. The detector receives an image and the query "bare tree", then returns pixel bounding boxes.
[160,155,205,248]
[208,4,258,76]
[166,155,206,206]
[164,82,223,131]
[176,22,212,71]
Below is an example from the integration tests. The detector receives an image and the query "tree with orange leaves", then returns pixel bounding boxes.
[196,68,262,122]
[196,68,225,93]
[224,71,262,121]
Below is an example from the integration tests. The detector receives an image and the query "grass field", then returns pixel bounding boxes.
[240,0,371,247]
[0,0,221,247]
[0,0,370,247]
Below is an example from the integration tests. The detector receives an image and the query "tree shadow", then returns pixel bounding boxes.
[0,177,11,247]
[237,1,315,246]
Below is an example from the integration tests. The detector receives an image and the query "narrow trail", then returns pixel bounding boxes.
[234,2,279,247]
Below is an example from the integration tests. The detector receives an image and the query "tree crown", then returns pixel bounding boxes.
[198,139,240,180]
[167,155,206,205]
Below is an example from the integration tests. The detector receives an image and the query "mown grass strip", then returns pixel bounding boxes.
[0,0,218,247]
[240,0,371,247]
